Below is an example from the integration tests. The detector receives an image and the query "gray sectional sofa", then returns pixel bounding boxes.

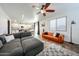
[0,32,44,56]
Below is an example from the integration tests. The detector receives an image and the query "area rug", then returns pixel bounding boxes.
[37,43,79,56]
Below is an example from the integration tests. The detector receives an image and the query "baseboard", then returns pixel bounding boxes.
[68,42,74,44]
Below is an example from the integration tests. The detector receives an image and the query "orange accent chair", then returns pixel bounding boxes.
[42,32,64,43]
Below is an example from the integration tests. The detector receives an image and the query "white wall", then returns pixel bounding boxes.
[0,6,10,35]
[39,9,79,44]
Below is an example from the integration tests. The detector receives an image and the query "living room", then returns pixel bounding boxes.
[0,3,79,56]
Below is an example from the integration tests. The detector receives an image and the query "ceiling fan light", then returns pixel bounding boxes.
[41,10,44,13]
[41,10,46,13]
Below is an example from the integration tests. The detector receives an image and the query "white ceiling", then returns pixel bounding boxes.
[0,3,41,23]
[0,3,79,23]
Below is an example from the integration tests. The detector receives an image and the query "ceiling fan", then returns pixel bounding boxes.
[32,3,55,16]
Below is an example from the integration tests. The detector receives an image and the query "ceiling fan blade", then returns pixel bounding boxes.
[37,12,41,14]
[44,3,51,9]
[41,5,44,10]
[46,10,55,12]
[43,13,46,16]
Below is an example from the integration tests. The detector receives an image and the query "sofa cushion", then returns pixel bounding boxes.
[25,44,44,56]
[0,39,21,52]
[0,40,3,48]
[55,33,60,37]
[20,32,32,38]
[0,47,23,56]
[13,32,32,39]
[0,35,6,44]
[9,47,23,56]
[22,37,43,53]
[13,33,21,39]
[0,39,23,56]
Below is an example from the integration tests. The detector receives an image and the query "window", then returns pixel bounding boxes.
[49,19,56,31]
[56,17,67,31]
[49,16,67,31]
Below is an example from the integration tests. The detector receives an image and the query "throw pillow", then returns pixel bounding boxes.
[0,35,6,44]
[0,40,3,48]
[5,35,15,42]
[44,32,48,35]
[55,33,60,37]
